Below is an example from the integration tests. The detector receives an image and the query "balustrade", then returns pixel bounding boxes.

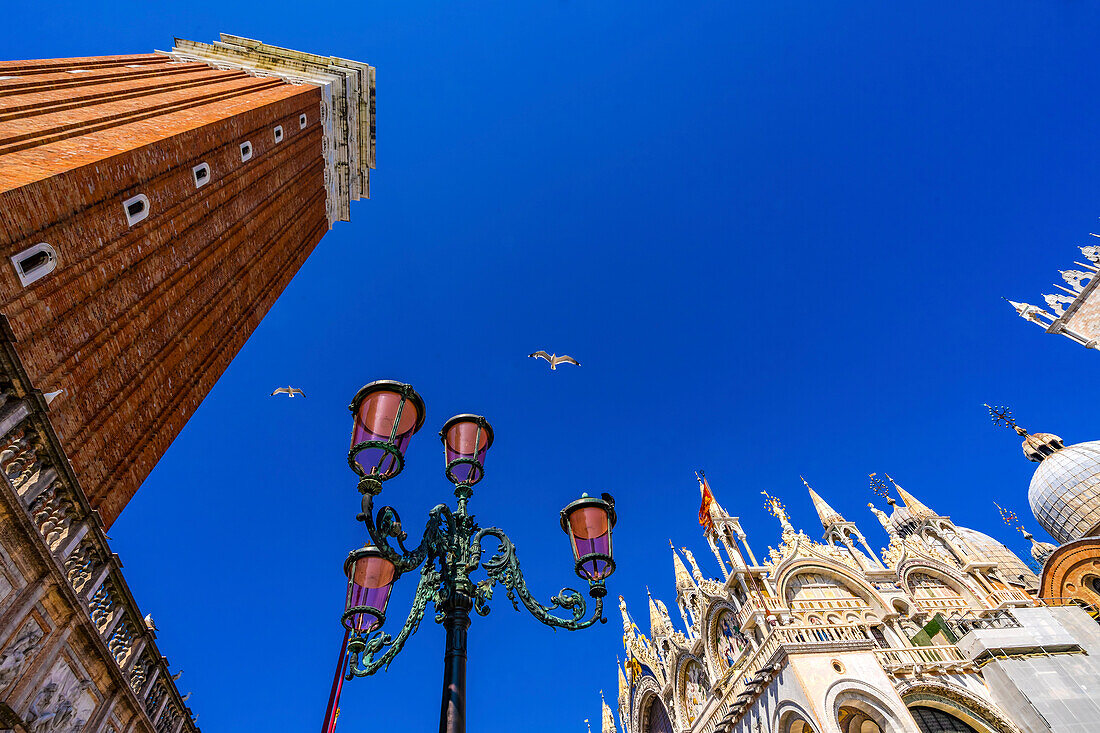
[789,597,868,612]
[987,588,1034,608]
[874,644,973,674]
[913,596,969,612]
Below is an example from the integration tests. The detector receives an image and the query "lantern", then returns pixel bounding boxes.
[342,546,397,634]
[560,493,617,587]
[349,380,426,480]
[440,415,494,486]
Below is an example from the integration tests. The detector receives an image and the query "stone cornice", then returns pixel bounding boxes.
[162,34,376,228]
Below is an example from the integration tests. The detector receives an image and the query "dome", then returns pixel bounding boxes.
[1028,439,1100,545]
[886,500,920,537]
[957,527,1037,588]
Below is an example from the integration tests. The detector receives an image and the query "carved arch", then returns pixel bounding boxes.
[630,675,663,733]
[701,599,742,678]
[776,558,893,614]
[824,678,911,733]
[673,652,710,728]
[898,560,987,609]
[774,700,822,733]
[898,680,1022,733]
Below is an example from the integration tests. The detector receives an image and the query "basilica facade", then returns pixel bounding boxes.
[604,474,1100,733]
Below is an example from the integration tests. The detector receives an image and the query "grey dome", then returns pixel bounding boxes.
[1028,440,1100,545]
[957,527,1037,588]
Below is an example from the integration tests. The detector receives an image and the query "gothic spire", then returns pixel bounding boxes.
[671,541,695,589]
[647,587,670,636]
[601,690,618,733]
[618,595,637,641]
[616,656,628,703]
[887,474,937,519]
[802,476,844,528]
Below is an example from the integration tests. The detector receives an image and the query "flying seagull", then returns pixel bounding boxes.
[271,386,306,398]
[528,351,580,370]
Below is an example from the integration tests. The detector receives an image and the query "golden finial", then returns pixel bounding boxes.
[986,404,1028,436]
[761,490,795,533]
[994,501,1033,540]
[868,473,896,506]
[761,490,785,517]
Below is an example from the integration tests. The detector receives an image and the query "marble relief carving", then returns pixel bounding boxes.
[0,625,44,690]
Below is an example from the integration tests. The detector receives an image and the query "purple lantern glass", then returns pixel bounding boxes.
[440,415,494,486]
[342,546,396,634]
[349,380,425,480]
[560,493,617,583]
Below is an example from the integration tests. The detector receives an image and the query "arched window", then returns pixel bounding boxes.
[838,706,884,733]
[908,573,964,601]
[240,141,253,162]
[299,112,307,129]
[10,243,57,286]
[192,162,211,188]
[642,697,673,733]
[910,706,979,733]
[787,573,866,610]
[122,194,149,226]
[273,125,284,143]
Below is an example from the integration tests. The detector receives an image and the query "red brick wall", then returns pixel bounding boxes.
[0,54,329,526]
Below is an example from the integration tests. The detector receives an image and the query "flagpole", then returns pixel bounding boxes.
[322,628,351,733]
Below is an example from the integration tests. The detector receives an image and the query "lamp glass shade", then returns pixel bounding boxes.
[351,383,423,478]
[343,549,396,634]
[566,504,614,580]
[441,415,493,485]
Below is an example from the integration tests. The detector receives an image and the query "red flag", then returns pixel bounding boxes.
[697,471,714,533]
[322,629,350,733]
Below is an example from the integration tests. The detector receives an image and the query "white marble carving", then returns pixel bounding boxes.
[0,625,43,689]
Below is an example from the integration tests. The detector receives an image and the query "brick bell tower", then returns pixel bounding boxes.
[0,35,375,526]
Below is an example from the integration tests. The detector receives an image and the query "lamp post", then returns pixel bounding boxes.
[339,380,617,733]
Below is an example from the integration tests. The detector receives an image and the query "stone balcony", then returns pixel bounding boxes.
[696,625,876,733]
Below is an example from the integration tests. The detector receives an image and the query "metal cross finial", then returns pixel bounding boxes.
[868,473,894,505]
[994,501,1031,539]
[994,501,1019,527]
[761,490,794,534]
[985,403,1027,436]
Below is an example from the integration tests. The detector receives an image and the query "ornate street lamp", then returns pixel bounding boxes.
[337,380,616,733]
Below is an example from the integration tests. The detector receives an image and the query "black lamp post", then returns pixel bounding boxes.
[338,380,617,733]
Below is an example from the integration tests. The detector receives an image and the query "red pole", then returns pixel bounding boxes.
[322,629,351,733]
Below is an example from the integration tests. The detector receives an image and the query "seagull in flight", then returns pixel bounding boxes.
[528,351,580,370]
[271,386,306,398]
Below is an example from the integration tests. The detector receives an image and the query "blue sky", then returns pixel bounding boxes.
[6,2,1100,730]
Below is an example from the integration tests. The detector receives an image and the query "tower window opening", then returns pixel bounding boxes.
[299,113,307,129]
[11,243,58,287]
[273,125,284,143]
[123,194,150,226]
[192,163,211,188]
[240,142,253,162]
